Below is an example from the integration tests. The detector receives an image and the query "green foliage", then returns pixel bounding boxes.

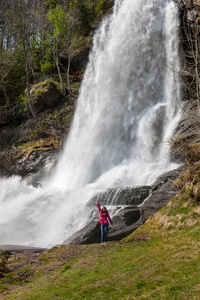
[48,6,67,40]
[75,0,114,29]
[18,93,27,104]
[0,283,8,292]
[45,0,60,9]
[186,187,193,197]
[0,47,26,106]
[0,0,114,105]
[33,89,43,99]
[77,0,95,28]
[31,129,42,140]
[95,0,114,16]
[40,50,54,75]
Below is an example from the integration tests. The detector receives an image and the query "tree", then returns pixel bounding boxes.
[0,49,15,103]
[48,1,80,94]
[6,0,43,119]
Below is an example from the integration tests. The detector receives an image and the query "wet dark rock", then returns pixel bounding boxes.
[141,166,184,222]
[63,220,100,245]
[90,186,152,206]
[60,48,90,74]
[70,49,90,73]
[107,208,142,241]
[7,150,58,186]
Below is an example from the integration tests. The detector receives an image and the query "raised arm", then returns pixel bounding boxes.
[97,202,101,213]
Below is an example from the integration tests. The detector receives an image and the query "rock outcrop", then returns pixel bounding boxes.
[63,166,183,245]
[9,150,58,186]
[63,207,143,245]
[141,166,184,222]
[63,186,151,245]
[172,0,200,152]
[89,186,151,206]
[30,80,66,114]
[60,48,90,75]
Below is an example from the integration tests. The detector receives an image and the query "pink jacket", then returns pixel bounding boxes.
[97,202,113,225]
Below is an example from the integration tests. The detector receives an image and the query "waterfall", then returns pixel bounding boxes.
[0,0,181,247]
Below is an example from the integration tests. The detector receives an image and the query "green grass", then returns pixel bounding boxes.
[2,222,200,300]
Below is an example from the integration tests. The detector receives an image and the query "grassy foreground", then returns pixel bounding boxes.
[1,216,200,299]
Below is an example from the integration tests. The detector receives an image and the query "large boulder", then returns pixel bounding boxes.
[30,80,66,114]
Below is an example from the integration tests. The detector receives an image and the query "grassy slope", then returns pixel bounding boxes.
[2,224,200,299]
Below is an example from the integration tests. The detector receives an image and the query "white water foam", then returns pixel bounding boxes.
[0,0,181,247]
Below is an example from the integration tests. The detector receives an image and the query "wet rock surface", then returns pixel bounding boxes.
[173,100,200,145]
[63,220,100,245]
[1,150,58,186]
[141,166,184,222]
[90,186,152,206]
[63,166,184,245]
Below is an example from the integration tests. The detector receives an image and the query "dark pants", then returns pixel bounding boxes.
[100,224,108,243]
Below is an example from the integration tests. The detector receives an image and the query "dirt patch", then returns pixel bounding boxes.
[71,258,93,269]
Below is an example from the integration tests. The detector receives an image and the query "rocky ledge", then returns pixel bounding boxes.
[63,166,183,245]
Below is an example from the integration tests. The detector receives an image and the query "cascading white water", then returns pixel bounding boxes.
[0,0,181,247]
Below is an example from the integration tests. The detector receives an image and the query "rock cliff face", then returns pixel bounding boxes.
[9,150,58,186]
[173,100,200,147]
[170,0,200,159]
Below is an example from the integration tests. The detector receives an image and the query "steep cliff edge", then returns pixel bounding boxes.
[173,0,200,148]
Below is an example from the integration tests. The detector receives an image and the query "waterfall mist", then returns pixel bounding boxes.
[0,0,181,247]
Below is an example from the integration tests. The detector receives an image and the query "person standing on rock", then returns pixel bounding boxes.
[97,201,113,244]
